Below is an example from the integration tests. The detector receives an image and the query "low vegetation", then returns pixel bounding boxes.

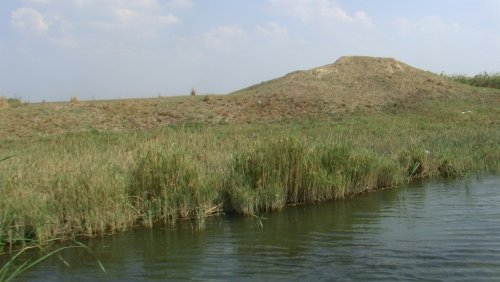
[0,97,23,109]
[1,95,498,252]
[446,72,500,89]
[70,96,79,105]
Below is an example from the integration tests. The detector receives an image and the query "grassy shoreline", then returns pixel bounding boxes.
[1,96,499,252]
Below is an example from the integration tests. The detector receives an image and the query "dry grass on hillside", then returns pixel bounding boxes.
[0,56,497,141]
[232,56,480,111]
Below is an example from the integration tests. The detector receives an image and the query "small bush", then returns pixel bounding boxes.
[70,96,79,104]
[0,97,23,108]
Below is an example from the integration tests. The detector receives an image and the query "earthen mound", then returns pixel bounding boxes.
[228,56,473,119]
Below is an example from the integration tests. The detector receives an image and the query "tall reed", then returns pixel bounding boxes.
[128,142,219,226]
[226,138,405,215]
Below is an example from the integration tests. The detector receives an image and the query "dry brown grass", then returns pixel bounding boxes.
[203,95,213,102]
[70,96,79,104]
[0,97,7,109]
[232,56,480,111]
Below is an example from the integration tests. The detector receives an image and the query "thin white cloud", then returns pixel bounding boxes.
[74,0,90,8]
[50,37,78,48]
[21,0,52,4]
[395,16,461,33]
[268,0,373,27]
[203,25,249,50]
[256,22,288,39]
[113,8,137,22]
[49,15,78,48]
[11,7,49,36]
[11,7,77,48]
[158,14,179,25]
[168,0,193,9]
[352,11,372,28]
[78,0,179,37]
[74,0,165,9]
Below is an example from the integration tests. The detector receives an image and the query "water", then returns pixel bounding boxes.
[17,176,500,281]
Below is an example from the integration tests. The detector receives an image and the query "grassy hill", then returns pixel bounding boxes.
[232,56,472,108]
[1,56,495,141]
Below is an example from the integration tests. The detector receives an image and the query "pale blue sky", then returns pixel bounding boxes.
[1,0,499,102]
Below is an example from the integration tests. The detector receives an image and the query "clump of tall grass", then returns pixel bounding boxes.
[226,138,404,215]
[128,142,219,227]
[320,146,404,196]
[399,146,431,179]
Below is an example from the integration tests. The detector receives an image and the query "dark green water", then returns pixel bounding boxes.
[18,176,500,281]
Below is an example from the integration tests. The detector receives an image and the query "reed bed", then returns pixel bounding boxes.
[446,72,500,89]
[0,98,499,252]
[226,139,404,215]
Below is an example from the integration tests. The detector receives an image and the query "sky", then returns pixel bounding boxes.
[1,0,500,102]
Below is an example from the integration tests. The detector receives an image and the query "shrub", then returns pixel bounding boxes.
[0,97,23,108]
[70,96,79,104]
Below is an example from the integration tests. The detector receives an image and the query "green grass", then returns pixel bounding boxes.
[0,95,499,252]
[446,72,500,89]
[226,139,404,215]
[129,143,220,226]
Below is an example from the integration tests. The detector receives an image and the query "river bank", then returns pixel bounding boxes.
[16,175,500,281]
[1,95,499,252]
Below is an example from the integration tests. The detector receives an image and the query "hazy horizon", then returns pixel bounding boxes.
[1,0,500,102]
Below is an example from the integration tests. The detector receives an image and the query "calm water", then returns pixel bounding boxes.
[18,176,500,281]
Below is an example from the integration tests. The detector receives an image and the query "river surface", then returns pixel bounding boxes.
[18,175,500,281]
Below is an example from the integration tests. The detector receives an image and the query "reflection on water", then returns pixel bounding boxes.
[18,176,500,281]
